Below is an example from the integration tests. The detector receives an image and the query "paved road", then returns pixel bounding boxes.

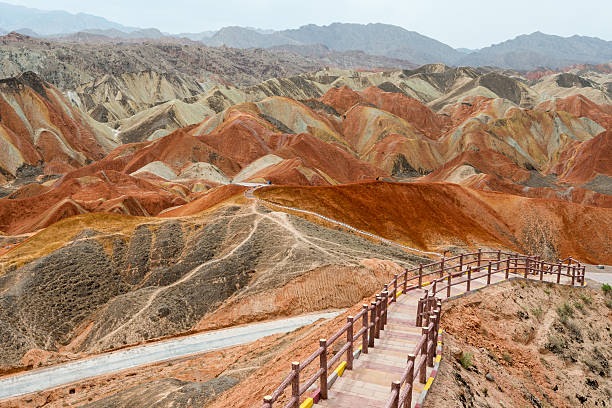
[587,272,612,285]
[583,264,612,285]
[0,311,341,401]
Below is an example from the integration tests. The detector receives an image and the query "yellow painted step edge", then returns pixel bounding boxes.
[300,397,314,408]
[336,361,347,377]
[424,376,435,391]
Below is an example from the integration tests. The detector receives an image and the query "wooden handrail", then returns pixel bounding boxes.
[263,250,585,408]
[299,347,323,371]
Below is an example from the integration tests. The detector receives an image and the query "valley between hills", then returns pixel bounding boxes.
[0,30,611,408]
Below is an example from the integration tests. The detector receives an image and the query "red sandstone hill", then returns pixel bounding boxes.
[0,72,117,183]
[0,170,186,235]
[550,129,612,185]
[1,75,611,238]
[256,181,612,265]
[536,94,612,129]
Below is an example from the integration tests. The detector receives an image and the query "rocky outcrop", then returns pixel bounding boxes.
[0,72,118,180]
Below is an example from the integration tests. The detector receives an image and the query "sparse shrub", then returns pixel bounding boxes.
[545,334,567,354]
[543,288,551,295]
[531,307,543,320]
[574,301,584,313]
[605,299,612,309]
[563,319,582,340]
[460,352,473,369]
[602,284,611,296]
[556,302,574,319]
[502,352,513,365]
[482,387,488,397]
[512,327,536,344]
[580,295,592,305]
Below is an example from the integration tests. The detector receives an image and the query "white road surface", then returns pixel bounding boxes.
[0,311,341,400]
[587,272,612,285]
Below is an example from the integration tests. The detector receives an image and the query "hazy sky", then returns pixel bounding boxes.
[5,0,612,49]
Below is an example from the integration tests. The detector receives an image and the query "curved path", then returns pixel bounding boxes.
[241,185,441,258]
[0,311,341,401]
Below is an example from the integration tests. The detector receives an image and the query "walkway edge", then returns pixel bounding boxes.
[415,329,443,408]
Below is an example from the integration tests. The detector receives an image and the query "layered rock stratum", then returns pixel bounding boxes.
[0,51,611,407]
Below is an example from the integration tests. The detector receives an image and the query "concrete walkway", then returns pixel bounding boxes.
[314,270,577,408]
[0,311,341,401]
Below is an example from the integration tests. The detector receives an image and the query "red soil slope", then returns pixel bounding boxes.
[0,72,114,178]
[536,94,612,129]
[551,129,612,184]
[422,149,612,208]
[3,85,611,236]
[320,86,449,139]
[359,87,450,139]
[257,181,612,264]
[0,170,185,234]
[160,184,246,217]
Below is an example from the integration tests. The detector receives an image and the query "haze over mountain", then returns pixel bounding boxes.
[1,2,612,70]
[459,31,612,69]
[0,1,138,35]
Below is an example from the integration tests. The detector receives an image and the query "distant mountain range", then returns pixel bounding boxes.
[1,2,612,70]
[0,1,138,35]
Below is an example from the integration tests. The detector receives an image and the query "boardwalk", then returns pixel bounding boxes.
[310,268,578,408]
[258,251,585,408]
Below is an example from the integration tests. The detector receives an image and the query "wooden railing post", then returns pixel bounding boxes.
[391,381,400,408]
[539,260,544,281]
[291,361,300,408]
[422,297,430,326]
[393,274,398,302]
[319,340,328,399]
[263,395,273,407]
[416,296,424,327]
[466,266,472,292]
[505,258,510,279]
[382,290,388,327]
[497,249,501,263]
[514,253,518,273]
[432,308,440,347]
[427,318,435,367]
[524,256,529,279]
[369,302,376,347]
[459,253,464,274]
[436,300,442,333]
[477,248,482,269]
[362,304,369,354]
[405,354,416,407]
[557,262,562,284]
[447,272,452,298]
[568,256,572,266]
[418,264,423,288]
[347,316,354,369]
[403,269,408,293]
[440,256,445,278]
[571,265,576,285]
[375,295,381,338]
[487,261,492,285]
[420,327,428,384]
